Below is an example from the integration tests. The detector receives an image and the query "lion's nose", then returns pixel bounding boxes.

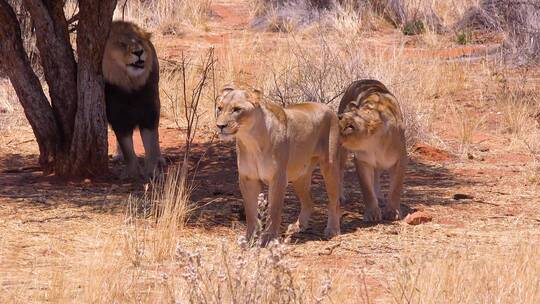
[217,124,227,131]
[132,50,143,57]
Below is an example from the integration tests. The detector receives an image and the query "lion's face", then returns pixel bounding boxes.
[103,21,154,91]
[338,108,382,150]
[215,88,258,141]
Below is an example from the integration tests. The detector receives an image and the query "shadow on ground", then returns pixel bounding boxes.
[0,137,476,240]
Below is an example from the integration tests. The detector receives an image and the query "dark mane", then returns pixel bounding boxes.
[337,79,392,114]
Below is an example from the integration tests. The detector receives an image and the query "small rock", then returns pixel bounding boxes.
[83,178,91,184]
[404,211,432,225]
[467,153,474,160]
[453,193,474,200]
[479,147,490,152]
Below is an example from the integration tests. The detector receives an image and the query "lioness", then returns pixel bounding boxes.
[216,86,342,244]
[103,21,163,178]
[338,79,407,221]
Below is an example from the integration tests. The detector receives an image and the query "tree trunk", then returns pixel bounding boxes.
[58,0,117,176]
[1,0,118,178]
[0,0,59,174]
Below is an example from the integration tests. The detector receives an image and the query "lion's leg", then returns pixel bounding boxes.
[320,160,342,239]
[374,169,386,207]
[353,155,382,222]
[116,131,140,179]
[287,172,315,235]
[383,157,406,221]
[261,173,287,246]
[339,148,349,204]
[140,127,164,178]
[239,176,262,242]
[112,139,124,161]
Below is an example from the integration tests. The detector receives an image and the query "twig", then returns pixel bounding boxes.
[473,199,501,206]
[1,166,41,173]
[318,242,341,256]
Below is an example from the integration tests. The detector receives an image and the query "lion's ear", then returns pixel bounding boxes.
[249,88,262,106]
[347,101,359,111]
[221,84,235,96]
[144,31,152,40]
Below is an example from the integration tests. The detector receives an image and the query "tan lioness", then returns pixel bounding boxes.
[216,86,342,244]
[338,79,407,221]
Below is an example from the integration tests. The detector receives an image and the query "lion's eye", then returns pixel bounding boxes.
[233,107,242,113]
[217,106,223,112]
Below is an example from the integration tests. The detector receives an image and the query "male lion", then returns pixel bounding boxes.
[216,86,342,244]
[338,79,407,222]
[103,21,163,179]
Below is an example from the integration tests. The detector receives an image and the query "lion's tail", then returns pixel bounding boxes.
[328,112,340,165]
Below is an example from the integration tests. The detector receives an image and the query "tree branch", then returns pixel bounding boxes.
[23,0,78,145]
[0,0,59,174]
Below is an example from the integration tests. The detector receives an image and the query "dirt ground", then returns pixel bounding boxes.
[1,0,540,302]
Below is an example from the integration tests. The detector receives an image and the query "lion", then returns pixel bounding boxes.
[338,79,407,222]
[216,85,342,244]
[103,21,163,179]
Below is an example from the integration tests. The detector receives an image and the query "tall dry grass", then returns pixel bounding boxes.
[248,0,480,34]
[43,165,360,303]
[159,49,218,135]
[242,29,463,150]
[115,0,213,34]
[389,241,540,303]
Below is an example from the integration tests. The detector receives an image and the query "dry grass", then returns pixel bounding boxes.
[389,241,540,303]
[493,73,539,139]
[115,0,213,34]
[36,167,363,303]
[159,49,218,133]
[452,106,486,156]
[0,80,27,135]
[249,0,480,34]
[242,30,464,149]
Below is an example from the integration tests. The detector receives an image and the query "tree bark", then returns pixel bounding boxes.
[0,0,59,174]
[59,0,117,176]
[23,0,78,146]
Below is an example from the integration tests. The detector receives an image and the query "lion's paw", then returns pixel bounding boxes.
[382,207,401,221]
[120,162,142,180]
[363,206,382,222]
[324,225,341,240]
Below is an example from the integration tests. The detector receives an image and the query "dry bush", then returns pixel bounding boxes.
[253,31,457,149]
[248,0,461,34]
[488,69,540,142]
[115,0,213,34]
[160,49,218,133]
[457,0,540,64]
[51,171,361,303]
[389,241,540,303]
[68,232,352,303]
[122,165,194,264]
[487,69,540,184]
